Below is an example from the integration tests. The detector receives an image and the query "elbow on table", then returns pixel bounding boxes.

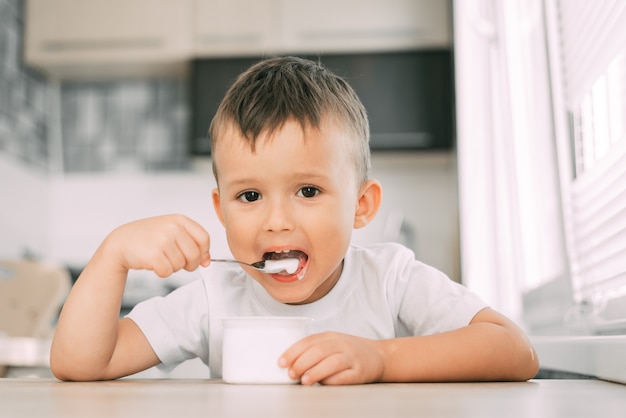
[50,359,86,382]
[514,346,540,381]
[497,336,540,382]
[49,352,111,382]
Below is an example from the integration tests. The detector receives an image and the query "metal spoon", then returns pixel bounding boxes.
[210,258,299,274]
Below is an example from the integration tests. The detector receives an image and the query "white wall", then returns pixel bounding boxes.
[41,151,460,282]
[45,170,224,266]
[366,152,460,281]
[0,155,49,259]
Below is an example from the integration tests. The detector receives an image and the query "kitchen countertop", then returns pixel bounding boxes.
[532,335,626,384]
[1,378,625,418]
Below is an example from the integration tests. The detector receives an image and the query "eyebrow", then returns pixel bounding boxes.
[222,172,332,189]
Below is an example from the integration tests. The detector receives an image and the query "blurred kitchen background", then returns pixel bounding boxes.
[1,0,625,381]
[1,0,460,291]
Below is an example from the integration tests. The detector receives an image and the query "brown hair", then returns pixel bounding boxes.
[209,56,371,183]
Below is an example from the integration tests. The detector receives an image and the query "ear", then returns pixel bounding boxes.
[354,179,382,229]
[212,188,226,226]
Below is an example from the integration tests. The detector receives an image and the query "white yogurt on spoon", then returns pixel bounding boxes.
[262,258,300,275]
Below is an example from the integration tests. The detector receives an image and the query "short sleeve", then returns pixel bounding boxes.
[126,277,210,372]
[388,245,488,337]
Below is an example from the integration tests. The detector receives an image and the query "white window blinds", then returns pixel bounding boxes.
[555,0,626,330]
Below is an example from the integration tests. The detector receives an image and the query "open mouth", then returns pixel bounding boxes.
[262,250,308,277]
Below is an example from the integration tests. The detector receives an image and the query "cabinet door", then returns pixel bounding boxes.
[280,0,451,53]
[24,0,192,78]
[193,0,279,57]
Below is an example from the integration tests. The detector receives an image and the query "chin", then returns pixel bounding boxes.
[273,293,310,305]
[265,287,317,306]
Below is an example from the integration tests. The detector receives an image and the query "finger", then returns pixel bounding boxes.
[318,368,358,386]
[279,334,320,369]
[286,340,345,382]
[153,216,204,273]
[171,233,201,271]
[156,234,187,272]
[179,217,211,264]
[149,252,176,278]
[298,353,350,386]
[135,236,177,277]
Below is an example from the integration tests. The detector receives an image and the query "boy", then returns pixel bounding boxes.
[50,56,539,384]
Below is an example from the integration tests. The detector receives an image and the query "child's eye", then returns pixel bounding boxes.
[237,191,261,202]
[298,186,320,198]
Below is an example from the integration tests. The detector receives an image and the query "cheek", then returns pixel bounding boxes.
[306,202,354,244]
[221,207,254,244]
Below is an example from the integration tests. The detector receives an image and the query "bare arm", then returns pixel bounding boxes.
[280,308,539,385]
[50,215,211,381]
[377,308,538,382]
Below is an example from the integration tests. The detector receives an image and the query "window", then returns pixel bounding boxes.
[454,0,626,335]
[547,0,626,333]
[454,0,568,324]
[454,0,626,382]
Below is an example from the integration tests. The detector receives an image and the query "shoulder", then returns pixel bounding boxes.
[347,242,439,278]
[348,242,415,264]
[347,244,488,335]
[346,242,466,300]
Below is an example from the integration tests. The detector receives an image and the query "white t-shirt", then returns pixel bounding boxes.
[127,243,487,378]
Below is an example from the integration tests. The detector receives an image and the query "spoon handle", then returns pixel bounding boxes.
[210,259,265,270]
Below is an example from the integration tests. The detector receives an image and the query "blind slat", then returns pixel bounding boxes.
[576,209,626,256]
[557,0,626,307]
[573,224,626,271]
[572,167,626,225]
[559,0,626,106]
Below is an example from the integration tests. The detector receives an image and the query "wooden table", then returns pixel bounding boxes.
[1,379,625,418]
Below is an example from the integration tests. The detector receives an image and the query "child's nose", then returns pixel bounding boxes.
[262,198,295,232]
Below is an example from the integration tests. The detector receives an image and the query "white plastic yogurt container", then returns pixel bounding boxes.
[221,316,311,384]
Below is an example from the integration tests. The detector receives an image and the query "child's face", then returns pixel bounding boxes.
[212,118,363,304]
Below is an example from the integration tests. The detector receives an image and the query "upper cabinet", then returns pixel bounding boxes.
[24,0,451,79]
[24,0,193,80]
[280,0,451,54]
[193,0,280,57]
[192,0,451,57]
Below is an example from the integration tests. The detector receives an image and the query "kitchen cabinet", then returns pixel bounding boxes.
[193,0,451,57]
[24,0,192,80]
[193,0,280,57]
[24,0,450,79]
[280,0,451,53]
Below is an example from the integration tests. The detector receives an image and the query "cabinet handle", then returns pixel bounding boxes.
[41,38,162,52]
[196,34,262,46]
[298,28,424,41]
